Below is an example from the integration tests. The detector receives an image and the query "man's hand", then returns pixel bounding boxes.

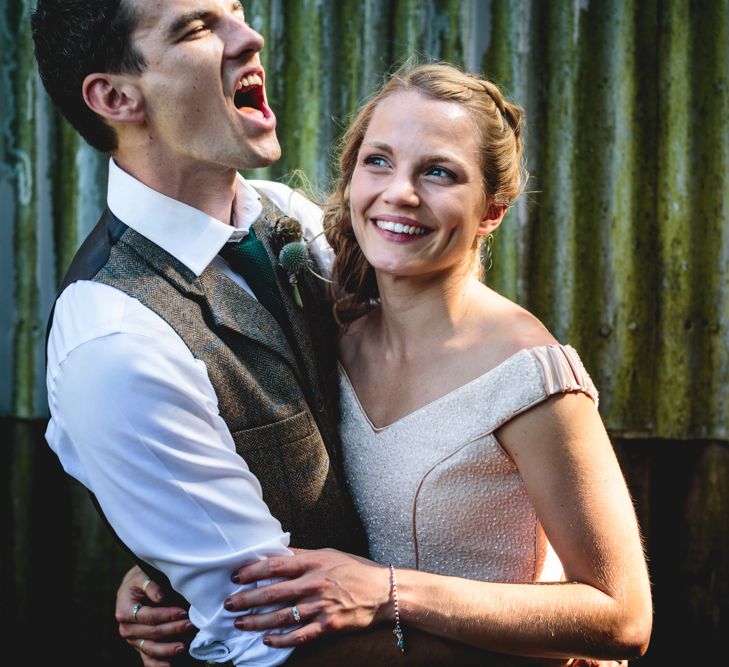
[115,565,195,667]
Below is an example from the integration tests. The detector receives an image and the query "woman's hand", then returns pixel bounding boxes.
[115,565,195,667]
[225,548,393,647]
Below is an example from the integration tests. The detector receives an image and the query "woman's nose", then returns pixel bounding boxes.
[382,174,419,207]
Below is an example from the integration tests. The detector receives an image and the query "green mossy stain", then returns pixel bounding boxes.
[483,0,518,302]
[11,3,38,418]
[655,0,693,437]
[280,0,322,187]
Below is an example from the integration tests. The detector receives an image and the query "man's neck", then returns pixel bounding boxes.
[113,153,239,225]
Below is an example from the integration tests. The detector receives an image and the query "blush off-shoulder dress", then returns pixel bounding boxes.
[339,344,599,583]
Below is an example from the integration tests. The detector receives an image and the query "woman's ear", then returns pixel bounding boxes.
[477,202,507,236]
[82,73,145,124]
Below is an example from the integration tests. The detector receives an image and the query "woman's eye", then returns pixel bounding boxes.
[426,166,455,180]
[363,156,389,168]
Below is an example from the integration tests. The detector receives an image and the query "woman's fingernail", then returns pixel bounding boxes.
[234,618,247,629]
[177,610,188,620]
[263,637,271,646]
[231,574,240,583]
[224,598,234,611]
[175,645,185,655]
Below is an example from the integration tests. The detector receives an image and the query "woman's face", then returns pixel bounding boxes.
[349,90,498,280]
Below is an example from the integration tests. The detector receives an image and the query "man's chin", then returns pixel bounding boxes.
[241,139,281,170]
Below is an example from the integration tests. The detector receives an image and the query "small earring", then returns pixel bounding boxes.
[482,233,494,274]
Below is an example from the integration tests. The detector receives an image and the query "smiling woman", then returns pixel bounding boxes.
[326,65,525,324]
[218,63,652,665]
[346,90,499,282]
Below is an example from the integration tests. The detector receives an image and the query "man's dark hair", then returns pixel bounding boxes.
[31,0,147,152]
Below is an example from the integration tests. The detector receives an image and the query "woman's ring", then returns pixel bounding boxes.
[138,638,145,650]
[132,603,142,622]
[142,578,152,594]
[291,605,301,623]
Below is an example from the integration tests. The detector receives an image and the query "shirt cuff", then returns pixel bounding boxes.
[189,630,295,666]
[187,576,297,667]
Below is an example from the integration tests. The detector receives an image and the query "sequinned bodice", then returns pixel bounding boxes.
[340,344,598,583]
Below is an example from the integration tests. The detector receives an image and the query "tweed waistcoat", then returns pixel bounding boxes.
[50,193,367,555]
[48,198,529,667]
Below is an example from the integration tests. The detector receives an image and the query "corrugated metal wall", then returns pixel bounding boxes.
[3,0,727,438]
[2,1,727,664]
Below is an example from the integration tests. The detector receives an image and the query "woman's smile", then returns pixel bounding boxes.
[370,215,432,242]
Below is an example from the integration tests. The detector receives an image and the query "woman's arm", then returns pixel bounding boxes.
[393,392,652,659]
[227,392,652,661]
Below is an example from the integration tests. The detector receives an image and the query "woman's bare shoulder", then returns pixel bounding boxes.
[474,286,559,362]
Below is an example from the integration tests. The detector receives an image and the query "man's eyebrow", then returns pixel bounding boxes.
[167,10,211,39]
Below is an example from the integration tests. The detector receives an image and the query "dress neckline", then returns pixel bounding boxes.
[338,343,570,432]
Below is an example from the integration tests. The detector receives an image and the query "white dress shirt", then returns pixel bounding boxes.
[46,160,331,666]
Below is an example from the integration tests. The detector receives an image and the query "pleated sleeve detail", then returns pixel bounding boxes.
[530,344,599,407]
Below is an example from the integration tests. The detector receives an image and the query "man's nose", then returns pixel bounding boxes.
[223,14,265,59]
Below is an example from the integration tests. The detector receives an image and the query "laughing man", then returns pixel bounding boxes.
[33,1,367,664]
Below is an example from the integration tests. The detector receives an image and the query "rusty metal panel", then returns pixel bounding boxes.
[654,0,729,439]
[2,0,727,439]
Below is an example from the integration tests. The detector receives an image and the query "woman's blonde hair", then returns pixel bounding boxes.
[324,62,526,324]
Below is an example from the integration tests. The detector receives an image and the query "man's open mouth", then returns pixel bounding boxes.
[234,73,270,117]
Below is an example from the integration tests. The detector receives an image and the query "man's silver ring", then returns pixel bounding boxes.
[132,603,142,622]
[291,605,301,623]
[138,638,145,650]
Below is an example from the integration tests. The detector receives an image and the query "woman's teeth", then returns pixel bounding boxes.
[238,73,263,90]
[374,219,428,235]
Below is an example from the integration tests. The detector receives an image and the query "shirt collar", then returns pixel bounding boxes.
[106,159,263,276]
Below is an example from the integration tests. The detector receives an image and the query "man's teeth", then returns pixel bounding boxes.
[237,73,263,90]
[374,219,428,235]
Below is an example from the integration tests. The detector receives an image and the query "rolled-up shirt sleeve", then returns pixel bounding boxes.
[46,282,295,666]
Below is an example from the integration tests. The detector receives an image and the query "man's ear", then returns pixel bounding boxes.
[82,73,145,124]
[477,202,508,237]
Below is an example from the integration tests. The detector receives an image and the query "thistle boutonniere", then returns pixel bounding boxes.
[272,217,307,307]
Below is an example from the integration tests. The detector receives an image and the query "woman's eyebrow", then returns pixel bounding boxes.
[361,141,391,152]
[420,153,461,164]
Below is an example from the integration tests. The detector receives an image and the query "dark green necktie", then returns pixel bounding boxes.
[219,228,290,334]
